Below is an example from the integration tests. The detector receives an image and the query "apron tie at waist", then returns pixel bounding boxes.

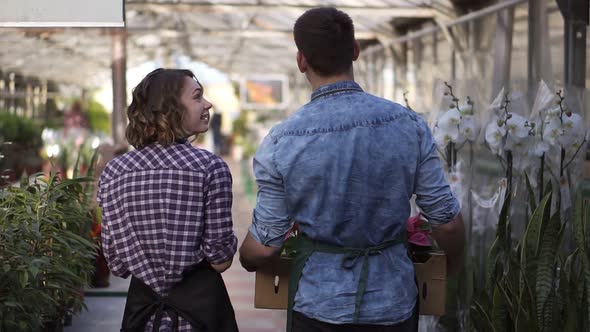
[151,299,181,332]
[287,234,406,332]
[120,260,238,332]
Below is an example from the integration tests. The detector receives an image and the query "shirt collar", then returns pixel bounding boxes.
[310,80,363,102]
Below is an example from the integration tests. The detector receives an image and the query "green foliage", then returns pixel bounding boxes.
[86,99,110,134]
[0,174,97,331]
[232,111,259,159]
[471,180,590,332]
[0,112,43,147]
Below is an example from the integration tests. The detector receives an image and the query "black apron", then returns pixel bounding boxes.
[120,260,238,332]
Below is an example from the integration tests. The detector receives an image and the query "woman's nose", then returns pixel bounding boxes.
[204,98,212,109]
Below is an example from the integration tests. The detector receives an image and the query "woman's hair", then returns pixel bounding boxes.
[125,68,199,149]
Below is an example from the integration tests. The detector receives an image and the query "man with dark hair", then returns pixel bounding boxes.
[240,7,465,332]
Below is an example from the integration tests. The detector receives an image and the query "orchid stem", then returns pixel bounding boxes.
[538,154,544,203]
[562,138,586,171]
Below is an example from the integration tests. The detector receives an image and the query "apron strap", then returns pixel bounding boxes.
[286,234,406,332]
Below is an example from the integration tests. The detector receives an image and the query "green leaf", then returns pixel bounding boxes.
[492,284,508,332]
[472,298,496,332]
[18,271,28,288]
[72,147,82,179]
[29,265,39,278]
[497,191,512,250]
[521,191,552,295]
[536,212,561,326]
[487,193,512,289]
[574,193,587,257]
[574,193,590,329]
[563,298,579,332]
[525,172,537,213]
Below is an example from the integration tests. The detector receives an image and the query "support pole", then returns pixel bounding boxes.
[557,0,588,89]
[528,0,551,93]
[492,7,515,96]
[111,30,127,144]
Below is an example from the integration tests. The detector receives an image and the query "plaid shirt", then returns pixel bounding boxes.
[97,141,237,331]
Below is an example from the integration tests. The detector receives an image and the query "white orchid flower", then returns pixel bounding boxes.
[543,116,562,146]
[560,113,586,148]
[543,112,587,149]
[433,108,462,147]
[505,113,530,139]
[532,139,550,157]
[438,108,461,129]
[507,136,534,170]
[459,115,479,142]
[485,118,506,154]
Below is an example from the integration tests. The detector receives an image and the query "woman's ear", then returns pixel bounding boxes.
[296,51,308,73]
[352,40,360,61]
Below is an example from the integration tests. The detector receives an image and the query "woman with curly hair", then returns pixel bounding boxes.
[97,68,238,332]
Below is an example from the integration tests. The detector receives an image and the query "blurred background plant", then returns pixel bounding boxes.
[0,173,97,331]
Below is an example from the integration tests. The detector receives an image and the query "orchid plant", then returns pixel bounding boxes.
[432,82,480,171]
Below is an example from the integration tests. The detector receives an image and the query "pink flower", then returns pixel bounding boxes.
[406,214,432,247]
[283,222,299,241]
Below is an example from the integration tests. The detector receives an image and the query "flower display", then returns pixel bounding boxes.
[406,213,432,247]
[432,82,480,150]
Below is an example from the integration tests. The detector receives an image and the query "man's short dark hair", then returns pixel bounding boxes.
[294,7,355,76]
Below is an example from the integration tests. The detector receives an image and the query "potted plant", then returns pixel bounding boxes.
[0,174,97,331]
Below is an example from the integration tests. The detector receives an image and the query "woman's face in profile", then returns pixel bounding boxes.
[181,76,212,135]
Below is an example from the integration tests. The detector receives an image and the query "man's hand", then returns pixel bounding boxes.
[239,254,257,272]
[211,259,232,273]
[239,232,281,272]
[431,213,465,275]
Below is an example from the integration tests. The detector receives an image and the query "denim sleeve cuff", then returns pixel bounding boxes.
[248,216,291,248]
[422,197,461,225]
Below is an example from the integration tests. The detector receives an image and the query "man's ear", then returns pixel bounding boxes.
[352,40,360,61]
[297,51,308,73]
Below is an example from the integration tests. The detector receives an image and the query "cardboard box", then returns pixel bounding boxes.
[254,256,292,309]
[413,252,447,316]
[254,252,447,316]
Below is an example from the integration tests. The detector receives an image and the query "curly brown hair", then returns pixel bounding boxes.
[125,68,200,149]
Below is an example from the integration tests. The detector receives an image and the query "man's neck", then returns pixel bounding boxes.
[307,70,355,91]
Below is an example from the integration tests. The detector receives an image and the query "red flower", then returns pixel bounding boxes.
[406,213,432,247]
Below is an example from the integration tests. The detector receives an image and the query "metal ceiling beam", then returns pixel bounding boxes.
[127,27,380,40]
[126,2,436,18]
[363,0,526,56]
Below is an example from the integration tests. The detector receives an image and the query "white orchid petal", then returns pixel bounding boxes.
[560,113,586,148]
[437,108,461,130]
[533,140,550,157]
[543,117,562,146]
[434,125,459,148]
[485,121,503,148]
[459,115,480,141]
[545,106,561,118]
[506,113,529,139]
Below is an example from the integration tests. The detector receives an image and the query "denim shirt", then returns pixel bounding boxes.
[249,80,460,325]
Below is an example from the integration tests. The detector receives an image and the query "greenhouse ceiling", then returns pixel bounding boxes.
[0,0,463,87]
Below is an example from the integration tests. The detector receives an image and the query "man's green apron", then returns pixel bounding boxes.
[286,233,406,332]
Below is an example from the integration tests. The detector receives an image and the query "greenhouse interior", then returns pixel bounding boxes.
[1,0,589,331]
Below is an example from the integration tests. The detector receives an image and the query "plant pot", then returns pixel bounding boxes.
[42,319,64,332]
[90,247,110,288]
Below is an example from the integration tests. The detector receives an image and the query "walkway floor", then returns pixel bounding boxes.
[65,158,286,332]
